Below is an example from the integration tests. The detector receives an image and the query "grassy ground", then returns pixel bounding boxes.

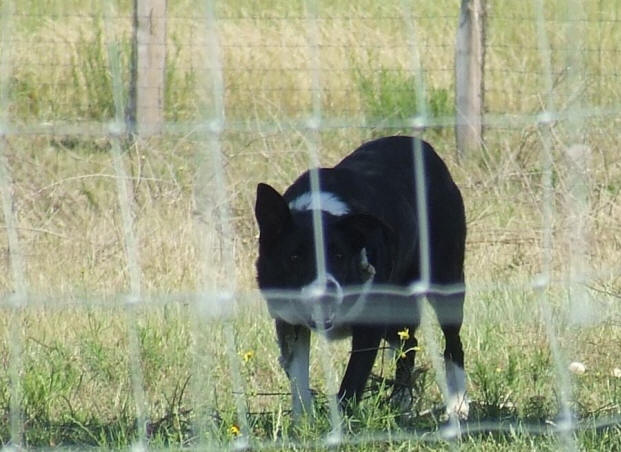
[1,0,620,449]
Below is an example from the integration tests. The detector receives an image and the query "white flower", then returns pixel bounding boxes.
[613,368,621,378]
[568,362,586,375]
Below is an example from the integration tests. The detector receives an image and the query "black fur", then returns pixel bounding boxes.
[255,136,467,415]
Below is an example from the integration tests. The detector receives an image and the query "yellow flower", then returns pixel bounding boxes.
[229,424,241,436]
[397,328,410,341]
[242,350,254,363]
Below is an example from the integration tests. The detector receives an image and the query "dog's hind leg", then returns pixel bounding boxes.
[385,295,422,414]
[276,320,312,418]
[428,292,469,420]
[387,326,419,413]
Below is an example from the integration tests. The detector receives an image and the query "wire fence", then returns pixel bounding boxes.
[0,0,620,449]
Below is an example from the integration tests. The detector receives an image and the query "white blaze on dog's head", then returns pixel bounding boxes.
[289,192,350,216]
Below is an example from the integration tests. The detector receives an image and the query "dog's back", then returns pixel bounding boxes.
[283,135,465,286]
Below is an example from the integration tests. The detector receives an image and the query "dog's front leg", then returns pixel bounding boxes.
[338,326,382,408]
[275,319,312,418]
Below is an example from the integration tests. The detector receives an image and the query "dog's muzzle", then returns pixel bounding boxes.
[301,273,344,331]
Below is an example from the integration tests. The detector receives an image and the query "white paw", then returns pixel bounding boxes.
[446,392,470,420]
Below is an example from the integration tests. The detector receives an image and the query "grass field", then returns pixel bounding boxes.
[1,0,620,449]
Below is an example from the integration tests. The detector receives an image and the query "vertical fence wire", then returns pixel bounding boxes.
[564,0,592,327]
[399,1,458,441]
[304,0,344,444]
[191,1,250,448]
[190,0,227,446]
[103,4,148,447]
[558,0,590,447]
[0,0,25,448]
[533,1,577,449]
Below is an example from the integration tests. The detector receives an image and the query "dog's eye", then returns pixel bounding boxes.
[289,253,300,263]
[334,252,344,261]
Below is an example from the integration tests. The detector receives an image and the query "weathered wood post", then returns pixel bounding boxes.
[130,0,167,136]
[455,0,486,158]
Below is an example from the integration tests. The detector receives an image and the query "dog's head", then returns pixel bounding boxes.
[255,183,387,334]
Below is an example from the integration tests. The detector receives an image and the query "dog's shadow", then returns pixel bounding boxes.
[242,367,613,443]
[334,369,567,440]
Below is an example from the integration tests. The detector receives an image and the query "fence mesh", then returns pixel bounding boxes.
[0,0,620,449]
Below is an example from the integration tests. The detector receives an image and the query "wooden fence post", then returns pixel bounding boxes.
[455,0,486,158]
[130,0,167,136]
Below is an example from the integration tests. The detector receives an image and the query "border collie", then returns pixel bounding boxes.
[255,136,468,419]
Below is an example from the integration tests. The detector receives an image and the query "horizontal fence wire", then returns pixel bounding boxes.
[0,0,620,450]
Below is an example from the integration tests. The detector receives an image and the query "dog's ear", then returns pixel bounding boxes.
[335,214,392,251]
[255,183,292,247]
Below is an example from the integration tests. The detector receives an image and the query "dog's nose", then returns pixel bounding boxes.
[309,318,333,330]
[302,274,343,332]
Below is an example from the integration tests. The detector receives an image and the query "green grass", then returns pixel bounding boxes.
[0,0,620,449]
[2,297,620,448]
[355,68,454,136]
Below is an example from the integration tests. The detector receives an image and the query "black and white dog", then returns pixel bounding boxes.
[255,136,468,419]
